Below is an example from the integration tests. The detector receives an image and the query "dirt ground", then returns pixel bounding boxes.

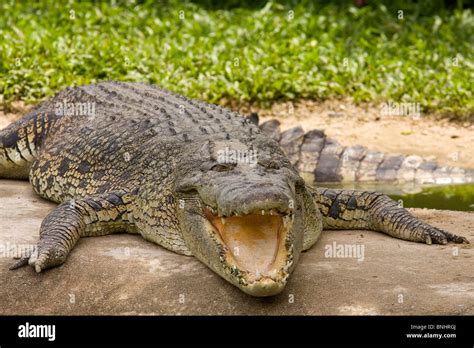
[0,180,473,315]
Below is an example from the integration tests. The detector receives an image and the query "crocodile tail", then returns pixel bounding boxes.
[259,119,474,185]
[0,111,56,179]
[0,87,81,179]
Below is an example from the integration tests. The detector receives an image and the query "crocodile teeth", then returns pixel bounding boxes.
[283,260,293,273]
[261,210,265,215]
[221,217,226,225]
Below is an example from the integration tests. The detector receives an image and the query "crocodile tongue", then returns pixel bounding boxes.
[208,213,283,275]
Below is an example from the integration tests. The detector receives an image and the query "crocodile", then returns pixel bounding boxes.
[258,119,474,185]
[1,81,469,297]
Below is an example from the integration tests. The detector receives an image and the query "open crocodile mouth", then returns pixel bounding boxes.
[204,207,293,283]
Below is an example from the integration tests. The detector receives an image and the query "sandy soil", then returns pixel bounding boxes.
[0,101,32,128]
[0,180,473,315]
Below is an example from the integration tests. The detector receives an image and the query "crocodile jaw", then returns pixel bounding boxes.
[203,207,294,296]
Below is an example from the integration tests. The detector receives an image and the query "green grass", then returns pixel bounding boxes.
[0,0,473,119]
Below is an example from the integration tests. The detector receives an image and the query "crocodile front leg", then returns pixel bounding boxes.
[10,191,137,272]
[309,187,469,245]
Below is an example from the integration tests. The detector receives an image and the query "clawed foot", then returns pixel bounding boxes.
[9,243,67,272]
[418,224,469,245]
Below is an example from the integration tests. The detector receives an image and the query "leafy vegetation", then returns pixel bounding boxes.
[0,0,473,118]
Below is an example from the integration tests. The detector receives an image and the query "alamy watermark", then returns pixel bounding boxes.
[216,146,258,167]
[0,242,34,258]
[380,101,421,119]
[55,99,96,117]
[324,241,365,262]
[18,322,55,341]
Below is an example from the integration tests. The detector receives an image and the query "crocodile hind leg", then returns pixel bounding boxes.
[306,186,469,249]
[10,191,138,272]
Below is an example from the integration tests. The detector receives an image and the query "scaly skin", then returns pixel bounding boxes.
[260,120,474,184]
[1,82,468,297]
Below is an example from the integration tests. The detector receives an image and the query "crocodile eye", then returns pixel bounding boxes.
[211,163,236,172]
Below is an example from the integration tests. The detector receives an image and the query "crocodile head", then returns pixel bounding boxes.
[175,137,320,296]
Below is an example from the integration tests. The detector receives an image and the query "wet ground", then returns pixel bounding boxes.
[1,180,473,315]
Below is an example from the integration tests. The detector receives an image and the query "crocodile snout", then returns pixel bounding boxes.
[215,180,294,217]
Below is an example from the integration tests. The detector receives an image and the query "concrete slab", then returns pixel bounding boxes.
[0,180,473,315]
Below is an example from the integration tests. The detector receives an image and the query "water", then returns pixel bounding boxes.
[317,182,474,212]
